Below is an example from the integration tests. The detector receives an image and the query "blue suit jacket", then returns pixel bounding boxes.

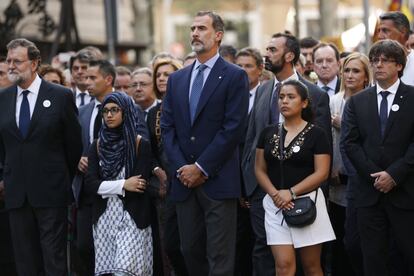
[161,57,249,201]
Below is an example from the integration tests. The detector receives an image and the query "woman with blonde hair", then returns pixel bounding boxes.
[146,57,188,275]
[329,52,372,276]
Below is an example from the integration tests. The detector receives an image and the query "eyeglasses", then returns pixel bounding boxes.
[129,82,151,89]
[6,59,30,66]
[370,57,396,66]
[102,107,122,116]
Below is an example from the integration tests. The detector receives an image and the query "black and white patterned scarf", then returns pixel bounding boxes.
[98,92,140,180]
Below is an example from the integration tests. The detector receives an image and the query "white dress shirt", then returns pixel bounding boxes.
[317,75,338,98]
[189,52,220,99]
[249,83,260,114]
[376,79,399,117]
[15,74,42,126]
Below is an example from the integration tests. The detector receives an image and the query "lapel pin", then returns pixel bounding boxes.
[43,100,51,108]
[391,104,399,112]
[219,76,222,79]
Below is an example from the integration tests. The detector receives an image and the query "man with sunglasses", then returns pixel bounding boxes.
[342,39,414,276]
[0,38,82,276]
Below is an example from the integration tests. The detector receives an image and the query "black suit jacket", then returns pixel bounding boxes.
[0,80,82,209]
[242,74,332,197]
[85,139,153,229]
[342,82,414,209]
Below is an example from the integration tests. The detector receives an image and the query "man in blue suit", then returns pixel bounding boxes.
[161,11,249,276]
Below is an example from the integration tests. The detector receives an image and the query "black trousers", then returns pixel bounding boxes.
[248,187,275,276]
[176,187,237,276]
[357,197,414,276]
[234,202,253,276]
[0,209,17,276]
[8,202,67,276]
[74,204,95,276]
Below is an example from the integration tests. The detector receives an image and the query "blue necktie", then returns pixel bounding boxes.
[322,86,330,93]
[270,82,282,124]
[80,93,86,106]
[19,90,31,138]
[379,91,390,137]
[189,64,207,123]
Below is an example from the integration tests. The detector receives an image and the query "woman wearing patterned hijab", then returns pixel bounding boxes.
[85,91,153,275]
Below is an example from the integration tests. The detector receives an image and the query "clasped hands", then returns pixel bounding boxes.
[371,171,396,193]
[177,164,207,188]
[271,189,295,210]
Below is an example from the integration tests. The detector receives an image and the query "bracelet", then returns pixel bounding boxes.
[289,188,297,200]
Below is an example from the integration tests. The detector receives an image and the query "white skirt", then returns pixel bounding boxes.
[263,188,336,248]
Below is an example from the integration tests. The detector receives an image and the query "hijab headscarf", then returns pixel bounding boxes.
[98,91,141,180]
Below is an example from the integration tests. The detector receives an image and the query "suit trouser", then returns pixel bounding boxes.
[344,175,364,276]
[162,198,189,276]
[176,187,237,276]
[8,202,67,276]
[75,204,94,276]
[0,209,17,276]
[248,187,275,276]
[329,201,355,276]
[357,197,414,276]
[234,203,253,276]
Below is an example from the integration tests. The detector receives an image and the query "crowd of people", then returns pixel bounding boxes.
[0,8,414,276]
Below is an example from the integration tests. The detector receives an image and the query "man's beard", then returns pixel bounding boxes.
[265,56,285,74]
[7,72,25,85]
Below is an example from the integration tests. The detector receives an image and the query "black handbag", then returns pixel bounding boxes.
[277,124,318,228]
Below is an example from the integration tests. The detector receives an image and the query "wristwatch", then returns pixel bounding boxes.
[152,166,161,175]
[289,188,297,200]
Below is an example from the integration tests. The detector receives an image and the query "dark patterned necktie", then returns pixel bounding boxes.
[270,82,282,124]
[189,64,207,123]
[379,91,390,137]
[93,104,102,139]
[80,93,86,106]
[19,90,30,138]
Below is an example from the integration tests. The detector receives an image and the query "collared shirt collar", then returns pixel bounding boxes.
[317,75,338,91]
[193,52,220,72]
[76,86,89,97]
[376,78,400,95]
[144,99,158,113]
[17,74,42,96]
[250,83,260,97]
[274,70,299,90]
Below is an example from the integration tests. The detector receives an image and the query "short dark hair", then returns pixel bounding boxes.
[196,11,225,33]
[369,39,406,78]
[69,51,94,72]
[299,37,319,49]
[313,42,340,62]
[235,47,263,67]
[380,11,410,40]
[281,80,313,122]
[89,59,116,86]
[7,38,41,68]
[219,45,237,60]
[272,32,300,64]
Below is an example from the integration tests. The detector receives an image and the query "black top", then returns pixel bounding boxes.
[256,123,330,190]
[85,138,153,229]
